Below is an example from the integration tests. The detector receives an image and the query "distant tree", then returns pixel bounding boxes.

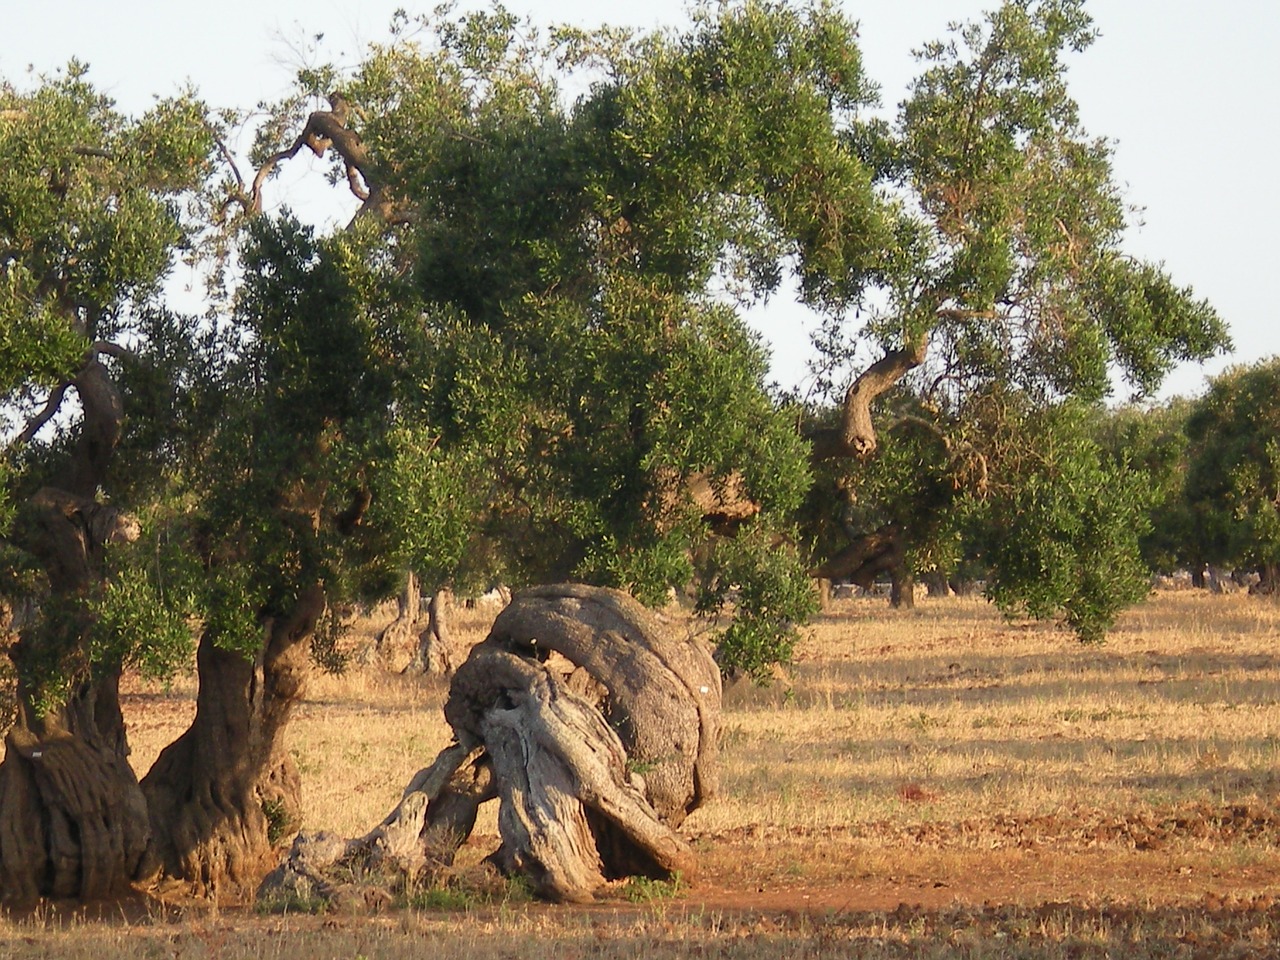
[1095,399,1196,576]
[1184,359,1280,593]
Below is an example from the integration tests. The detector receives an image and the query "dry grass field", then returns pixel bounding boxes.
[5,589,1280,958]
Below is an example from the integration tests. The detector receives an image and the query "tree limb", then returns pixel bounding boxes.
[248,93,379,216]
[89,340,133,361]
[807,336,930,460]
[16,383,70,445]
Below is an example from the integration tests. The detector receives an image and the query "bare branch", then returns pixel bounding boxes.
[16,382,70,445]
[89,340,133,361]
[242,93,417,227]
[71,146,114,160]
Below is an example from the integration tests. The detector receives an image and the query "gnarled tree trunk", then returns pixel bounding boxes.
[260,583,717,906]
[358,572,421,668]
[0,671,150,906]
[139,584,322,901]
[479,584,720,825]
[406,586,455,677]
[0,485,149,907]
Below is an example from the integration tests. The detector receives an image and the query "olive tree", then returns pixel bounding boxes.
[1183,359,1280,593]
[0,68,214,902]
[797,0,1226,637]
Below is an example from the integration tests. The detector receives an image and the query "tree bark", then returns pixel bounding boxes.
[921,570,952,598]
[0,486,147,907]
[479,583,721,826]
[809,523,904,589]
[807,340,928,461]
[0,671,150,906]
[1252,563,1280,596]
[406,587,455,677]
[138,584,322,901]
[448,648,697,903]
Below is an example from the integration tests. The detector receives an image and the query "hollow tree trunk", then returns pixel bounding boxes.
[480,583,721,825]
[138,584,322,901]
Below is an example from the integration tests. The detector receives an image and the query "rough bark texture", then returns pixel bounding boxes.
[406,587,455,677]
[0,673,150,906]
[258,743,495,909]
[0,482,147,907]
[477,583,721,826]
[259,583,715,907]
[139,585,322,901]
[448,645,698,902]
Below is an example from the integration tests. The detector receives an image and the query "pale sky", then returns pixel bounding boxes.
[6,1,1277,400]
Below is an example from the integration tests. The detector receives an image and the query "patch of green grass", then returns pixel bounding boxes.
[405,886,477,911]
[619,872,685,903]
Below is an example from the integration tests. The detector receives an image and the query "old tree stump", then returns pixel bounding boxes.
[261,584,720,905]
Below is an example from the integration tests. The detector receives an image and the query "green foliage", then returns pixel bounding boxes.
[695,523,818,680]
[0,66,217,716]
[2,0,1234,715]
[795,0,1225,637]
[975,401,1153,642]
[1184,359,1280,581]
[1094,400,1195,574]
[90,547,195,681]
[885,0,1226,399]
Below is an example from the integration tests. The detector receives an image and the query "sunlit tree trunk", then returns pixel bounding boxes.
[139,585,322,900]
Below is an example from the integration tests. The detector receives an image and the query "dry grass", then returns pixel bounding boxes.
[7,589,1280,957]
[707,591,1280,837]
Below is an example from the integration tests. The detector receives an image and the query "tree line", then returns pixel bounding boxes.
[0,0,1234,904]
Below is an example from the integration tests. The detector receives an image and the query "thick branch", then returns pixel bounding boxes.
[69,359,124,497]
[808,523,903,585]
[808,337,929,460]
[89,339,132,361]
[15,383,70,445]
[247,94,377,216]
